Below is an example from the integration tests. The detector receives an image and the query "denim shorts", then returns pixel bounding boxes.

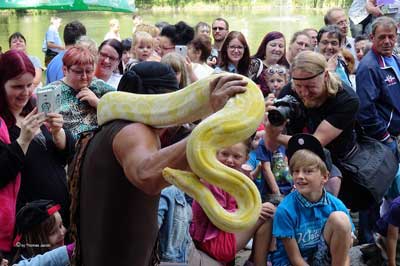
[308,234,331,266]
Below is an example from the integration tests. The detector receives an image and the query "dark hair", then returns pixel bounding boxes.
[354,34,369,43]
[317,25,342,46]
[213,17,229,31]
[160,21,194,46]
[253,31,290,68]
[121,38,132,52]
[118,61,179,94]
[63,20,87,46]
[220,31,250,76]
[98,39,123,74]
[8,32,26,47]
[155,21,170,31]
[12,200,59,264]
[188,35,212,62]
[0,50,35,127]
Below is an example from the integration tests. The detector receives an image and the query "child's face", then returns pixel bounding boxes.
[252,130,265,150]
[217,143,248,171]
[267,73,286,96]
[134,40,153,61]
[48,212,66,249]
[292,165,328,201]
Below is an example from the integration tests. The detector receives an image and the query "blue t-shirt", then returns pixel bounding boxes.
[247,150,268,199]
[384,56,400,78]
[271,190,353,266]
[46,26,63,53]
[46,51,65,84]
[376,196,400,236]
[255,139,292,194]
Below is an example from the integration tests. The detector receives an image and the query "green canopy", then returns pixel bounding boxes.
[0,0,135,13]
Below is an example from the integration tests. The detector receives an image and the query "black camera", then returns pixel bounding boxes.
[268,95,304,126]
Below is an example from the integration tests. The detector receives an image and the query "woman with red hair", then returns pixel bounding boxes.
[41,46,115,140]
[0,50,74,261]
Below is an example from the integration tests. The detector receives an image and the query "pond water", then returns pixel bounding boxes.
[0,7,326,65]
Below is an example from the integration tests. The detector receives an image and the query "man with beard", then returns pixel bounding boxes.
[356,16,400,159]
[265,50,359,200]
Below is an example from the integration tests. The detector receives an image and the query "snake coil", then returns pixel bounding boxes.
[97,73,264,232]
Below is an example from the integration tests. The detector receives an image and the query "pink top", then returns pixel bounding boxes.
[190,181,237,242]
[0,117,21,252]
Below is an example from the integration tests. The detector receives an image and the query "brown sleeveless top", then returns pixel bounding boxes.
[79,120,160,266]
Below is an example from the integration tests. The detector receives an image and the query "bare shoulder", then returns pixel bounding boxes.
[112,123,159,164]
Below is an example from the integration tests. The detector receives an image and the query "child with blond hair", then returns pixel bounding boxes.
[271,134,354,266]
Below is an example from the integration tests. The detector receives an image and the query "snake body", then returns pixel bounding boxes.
[97,73,264,232]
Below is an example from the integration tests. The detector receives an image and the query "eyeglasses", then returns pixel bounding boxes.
[320,40,340,47]
[99,52,119,62]
[68,67,94,77]
[266,66,287,75]
[228,45,245,51]
[212,27,226,31]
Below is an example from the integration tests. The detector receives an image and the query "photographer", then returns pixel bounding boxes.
[264,51,359,204]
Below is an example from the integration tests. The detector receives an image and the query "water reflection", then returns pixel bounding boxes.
[0,8,325,64]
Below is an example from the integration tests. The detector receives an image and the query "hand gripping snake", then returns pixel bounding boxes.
[97,73,264,232]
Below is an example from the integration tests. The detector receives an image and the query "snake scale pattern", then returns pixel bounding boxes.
[97,73,264,232]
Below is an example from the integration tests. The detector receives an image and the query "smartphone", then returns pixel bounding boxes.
[36,87,61,114]
[175,45,188,57]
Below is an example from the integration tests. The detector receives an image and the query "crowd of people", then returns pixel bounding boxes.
[1,1,400,265]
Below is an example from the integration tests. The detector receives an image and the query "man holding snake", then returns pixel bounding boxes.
[68,62,248,266]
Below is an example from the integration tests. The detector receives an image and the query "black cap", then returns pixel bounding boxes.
[287,133,332,170]
[15,200,60,234]
[118,61,179,94]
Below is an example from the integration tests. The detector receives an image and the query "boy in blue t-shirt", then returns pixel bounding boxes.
[271,134,354,266]
[255,138,293,198]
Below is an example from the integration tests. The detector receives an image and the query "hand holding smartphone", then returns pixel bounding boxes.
[36,87,61,115]
[175,45,188,57]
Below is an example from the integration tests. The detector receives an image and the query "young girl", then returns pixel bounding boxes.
[125,31,155,73]
[264,64,288,97]
[132,31,154,62]
[190,140,275,266]
[12,200,74,265]
[161,52,197,89]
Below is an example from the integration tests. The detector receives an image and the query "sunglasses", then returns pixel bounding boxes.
[212,27,226,31]
[266,66,287,75]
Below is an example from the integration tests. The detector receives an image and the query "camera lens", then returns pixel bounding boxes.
[268,109,285,127]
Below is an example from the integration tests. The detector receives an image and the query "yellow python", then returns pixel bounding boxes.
[97,73,264,232]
